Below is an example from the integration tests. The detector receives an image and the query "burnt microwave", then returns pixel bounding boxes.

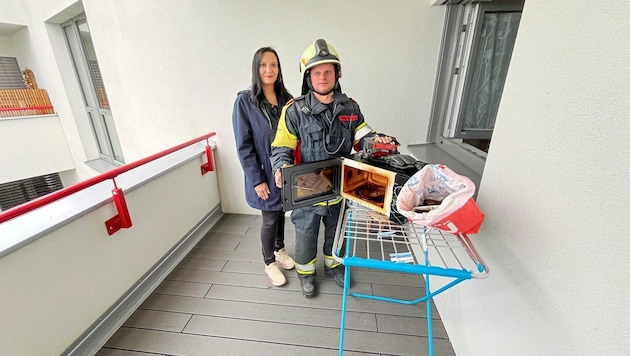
[279,153,425,222]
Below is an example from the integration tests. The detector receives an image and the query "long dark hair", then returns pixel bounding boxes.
[250,47,292,106]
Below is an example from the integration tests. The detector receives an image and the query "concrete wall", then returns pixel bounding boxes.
[432,1,630,355]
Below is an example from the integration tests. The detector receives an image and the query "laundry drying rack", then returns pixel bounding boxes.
[332,202,489,355]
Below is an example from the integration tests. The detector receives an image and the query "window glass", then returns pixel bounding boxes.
[63,15,124,165]
[77,21,110,110]
[460,10,521,137]
[430,1,523,158]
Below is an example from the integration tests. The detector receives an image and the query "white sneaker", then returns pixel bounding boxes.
[274,248,295,270]
[265,263,286,286]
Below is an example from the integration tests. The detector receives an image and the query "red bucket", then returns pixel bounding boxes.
[430,198,484,234]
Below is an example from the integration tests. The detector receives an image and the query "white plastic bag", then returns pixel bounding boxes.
[396,164,484,234]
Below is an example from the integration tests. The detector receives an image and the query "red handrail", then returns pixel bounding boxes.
[0,105,54,116]
[0,105,53,111]
[0,131,216,224]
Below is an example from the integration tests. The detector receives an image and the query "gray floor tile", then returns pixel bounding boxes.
[154,280,211,297]
[123,309,191,332]
[167,267,274,289]
[350,268,426,288]
[174,257,227,271]
[104,327,344,356]
[208,224,250,235]
[193,239,240,251]
[376,313,448,339]
[96,348,164,356]
[234,240,295,253]
[100,213,455,356]
[187,248,261,262]
[140,293,376,331]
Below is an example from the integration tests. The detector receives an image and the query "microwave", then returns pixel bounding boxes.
[279,152,425,223]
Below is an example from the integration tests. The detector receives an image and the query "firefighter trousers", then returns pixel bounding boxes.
[290,203,343,274]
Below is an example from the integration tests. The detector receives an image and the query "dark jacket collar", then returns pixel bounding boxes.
[302,91,349,115]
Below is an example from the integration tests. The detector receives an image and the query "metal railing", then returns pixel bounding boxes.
[0,132,216,235]
[0,88,54,118]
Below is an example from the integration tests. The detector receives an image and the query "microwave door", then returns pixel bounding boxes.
[280,158,343,212]
[340,157,398,217]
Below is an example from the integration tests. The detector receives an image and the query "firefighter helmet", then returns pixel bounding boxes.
[300,39,342,95]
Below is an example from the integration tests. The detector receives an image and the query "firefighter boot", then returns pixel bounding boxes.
[298,274,316,298]
[325,264,346,288]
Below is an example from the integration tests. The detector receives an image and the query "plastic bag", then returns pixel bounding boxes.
[396,164,484,234]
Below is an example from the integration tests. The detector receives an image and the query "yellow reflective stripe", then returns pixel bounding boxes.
[324,255,342,268]
[271,104,298,148]
[354,122,374,144]
[314,196,343,206]
[355,122,368,132]
[296,258,317,274]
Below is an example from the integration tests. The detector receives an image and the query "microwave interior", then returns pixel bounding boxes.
[281,157,398,216]
[340,158,397,216]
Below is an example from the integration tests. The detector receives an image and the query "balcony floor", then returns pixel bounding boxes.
[97,213,455,355]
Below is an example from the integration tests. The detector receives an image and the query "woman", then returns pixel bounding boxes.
[232,47,295,286]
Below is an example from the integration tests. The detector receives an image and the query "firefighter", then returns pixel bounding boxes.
[271,39,395,297]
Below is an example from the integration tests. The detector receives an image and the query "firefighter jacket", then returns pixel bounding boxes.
[232,89,289,211]
[271,90,378,171]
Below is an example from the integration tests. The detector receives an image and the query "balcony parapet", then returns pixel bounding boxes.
[0,88,54,118]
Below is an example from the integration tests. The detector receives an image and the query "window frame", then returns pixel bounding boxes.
[62,14,124,166]
[428,0,524,173]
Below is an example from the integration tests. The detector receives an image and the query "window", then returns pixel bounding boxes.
[429,0,523,159]
[0,174,63,211]
[62,15,124,165]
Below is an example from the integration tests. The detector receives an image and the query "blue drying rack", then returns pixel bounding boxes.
[332,203,489,355]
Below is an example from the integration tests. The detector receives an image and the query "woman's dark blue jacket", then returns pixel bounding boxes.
[232,89,283,211]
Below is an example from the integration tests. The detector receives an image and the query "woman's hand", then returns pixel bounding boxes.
[255,182,271,200]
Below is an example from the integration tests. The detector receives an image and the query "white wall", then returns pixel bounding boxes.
[0,115,74,184]
[0,1,103,183]
[0,152,220,355]
[76,0,444,214]
[1,0,443,212]
[0,36,17,56]
[0,0,26,25]
[433,1,630,355]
